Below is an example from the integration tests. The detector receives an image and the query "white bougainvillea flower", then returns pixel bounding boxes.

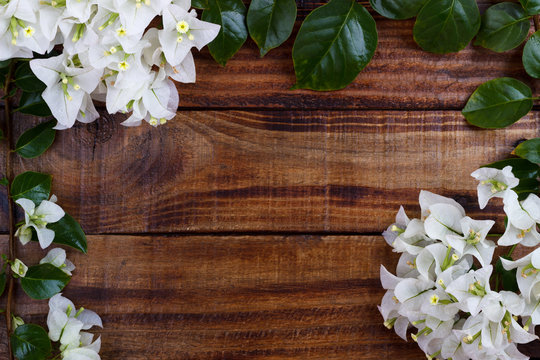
[15,197,65,249]
[30,53,102,129]
[499,191,540,246]
[48,294,103,351]
[114,0,171,36]
[382,206,410,246]
[59,20,99,56]
[471,166,519,209]
[395,252,419,278]
[159,3,220,66]
[65,0,96,23]
[11,258,28,278]
[445,216,495,266]
[391,218,431,255]
[40,248,76,276]
[378,290,410,341]
[440,331,469,360]
[37,2,65,42]
[416,243,471,282]
[445,266,492,316]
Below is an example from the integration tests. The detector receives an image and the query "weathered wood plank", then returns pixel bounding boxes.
[180,11,533,109]
[5,110,537,234]
[10,234,422,359]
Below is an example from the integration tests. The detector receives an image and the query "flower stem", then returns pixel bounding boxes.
[3,60,16,360]
[507,244,518,258]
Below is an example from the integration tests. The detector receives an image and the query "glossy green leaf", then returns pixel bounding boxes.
[483,158,540,199]
[46,213,87,253]
[15,121,56,159]
[462,77,533,129]
[413,0,480,53]
[202,0,248,66]
[0,271,6,297]
[474,3,530,52]
[520,0,540,15]
[369,0,426,19]
[10,171,52,204]
[523,31,540,78]
[496,256,519,292]
[0,59,11,68]
[292,0,377,91]
[20,263,70,300]
[192,0,208,9]
[15,91,52,117]
[0,177,8,186]
[247,0,297,57]
[11,324,52,360]
[14,62,46,93]
[514,138,540,164]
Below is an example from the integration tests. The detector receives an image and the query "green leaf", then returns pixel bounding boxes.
[514,138,540,164]
[520,0,540,15]
[292,0,377,91]
[413,0,480,54]
[0,272,6,297]
[0,177,8,186]
[247,0,297,57]
[474,3,530,53]
[523,30,540,78]
[462,77,533,129]
[0,59,11,68]
[15,91,52,117]
[192,0,208,9]
[15,121,56,159]
[483,158,540,199]
[369,0,426,20]
[46,213,87,253]
[10,171,52,204]
[11,324,52,360]
[20,263,70,300]
[202,0,248,66]
[14,62,46,93]
[495,256,519,292]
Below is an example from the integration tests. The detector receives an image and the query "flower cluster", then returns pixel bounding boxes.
[1,0,220,128]
[379,166,540,360]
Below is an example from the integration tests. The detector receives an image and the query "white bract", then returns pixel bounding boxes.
[0,0,220,129]
[40,248,76,276]
[380,166,540,360]
[15,197,65,249]
[47,294,102,357]
[11,258,28,277]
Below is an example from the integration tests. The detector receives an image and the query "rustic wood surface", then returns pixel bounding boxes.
[1,0,539,359]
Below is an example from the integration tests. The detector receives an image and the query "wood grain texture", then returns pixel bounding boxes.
[180,0,534,110]
[4,110,537,234]
[8,234,424,359]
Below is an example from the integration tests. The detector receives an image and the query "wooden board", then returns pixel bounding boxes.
[9,235,424,359]
[6,110,538,234]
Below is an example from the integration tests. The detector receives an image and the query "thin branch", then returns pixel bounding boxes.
[3,61,16,360]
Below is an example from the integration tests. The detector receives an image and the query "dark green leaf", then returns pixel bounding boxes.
[14,62,46,93]
[370,0,426,19]
[514,138,540,164]
[192,0,208,9]
[0,59,11,68]
[520,0,540,15]
[0,272,6,297]
[247,0,297,57]
[20,263,70,300]
[0,177,8,186]
[462,77,533,129]
[202,0,248,66]
[495,256,519,292]
[11,324,52,360]
[292,0,377,91]
[14,121,56,159]
[523,31,540,78]
[483,158,540,199]
[413,0,480,53]
[474,3,530,53]
[46,213,87,253]
[15,91,52,117]
[10,171,52,204]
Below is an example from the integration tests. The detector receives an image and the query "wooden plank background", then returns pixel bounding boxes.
[1,1,539,359]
